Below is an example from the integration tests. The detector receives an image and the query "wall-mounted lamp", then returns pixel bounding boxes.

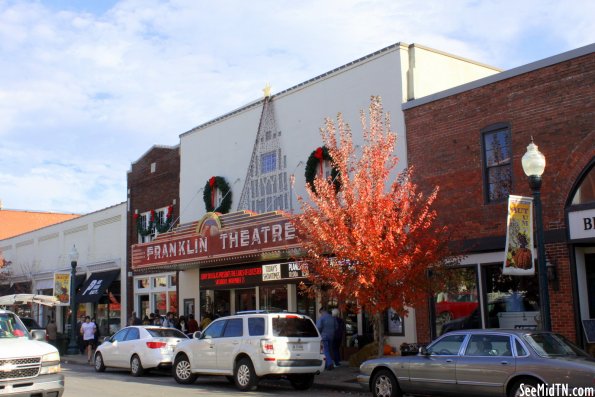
[546,260,559,291]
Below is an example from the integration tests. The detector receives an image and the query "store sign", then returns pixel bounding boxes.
[568,208,595,241]
[262,262,309,281]
[132,214,299,269]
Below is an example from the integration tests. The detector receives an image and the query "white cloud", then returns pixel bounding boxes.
[0,0,593,213]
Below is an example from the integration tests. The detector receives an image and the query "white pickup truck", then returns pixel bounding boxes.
[0,309,64,396]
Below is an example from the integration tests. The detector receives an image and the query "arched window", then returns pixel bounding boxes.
[570,163,595,205]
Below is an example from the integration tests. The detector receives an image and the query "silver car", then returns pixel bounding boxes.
[358,329,595,397]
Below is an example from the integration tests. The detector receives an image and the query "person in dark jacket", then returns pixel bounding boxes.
[316,307,337,370]
[331,308,345,366]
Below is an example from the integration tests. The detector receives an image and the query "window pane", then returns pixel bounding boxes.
[203,319,226,338]
[223,318,243,337]
[571,166,595,205]
[435,267,479,336]
[260,285,288,311]
[484,128,512,203]
[260,152,277,174]
[125,327,140,341]
[248,317,265,336]
[272,316,318,337]
[428,334,466,355]
[515,339,528,356]
[484,130,511,167]
[484,264,540,329]
[464,334,511,356]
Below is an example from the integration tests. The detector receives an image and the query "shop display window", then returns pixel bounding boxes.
[260,285,287,312]
[137,278,149,289]
[153,277,167,288]
[153,292,167,313]
[236,288,256,312]
[168,290,178,313]
[434,267,479,336]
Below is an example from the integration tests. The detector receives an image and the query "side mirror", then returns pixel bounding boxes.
[419,346,430,356]
[31,330,46,341]
[193,331,202,339]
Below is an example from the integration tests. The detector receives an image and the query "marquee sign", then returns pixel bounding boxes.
[131,212,302,269]
[200,262,309,289]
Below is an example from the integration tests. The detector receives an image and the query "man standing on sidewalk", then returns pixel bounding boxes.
[316,307,336,370]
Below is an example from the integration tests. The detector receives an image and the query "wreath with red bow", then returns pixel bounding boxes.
[134,205,174,236]
[203,176,232,213]
[304,146,340,193]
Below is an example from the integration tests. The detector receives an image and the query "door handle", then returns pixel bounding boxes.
[500,361,509,365]
[209,345,214,349]
[445,359,453,363]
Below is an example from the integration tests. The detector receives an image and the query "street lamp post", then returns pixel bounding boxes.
[521,139,551,331]
[66,245,80,355]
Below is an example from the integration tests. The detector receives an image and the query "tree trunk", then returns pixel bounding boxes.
[376,312,385,357]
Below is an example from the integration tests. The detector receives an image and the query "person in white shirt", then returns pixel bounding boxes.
[80,316,96,364]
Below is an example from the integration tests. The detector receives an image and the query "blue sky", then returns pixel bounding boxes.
[0,0,593,214]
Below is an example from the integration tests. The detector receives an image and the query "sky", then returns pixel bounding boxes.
[0,0,593,214]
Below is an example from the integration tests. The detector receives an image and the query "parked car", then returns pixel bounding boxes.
[435,293,478,325]
[172,311,324,391]
[94,326,188,376]
[358,329,595,397]
[0,309,63,396]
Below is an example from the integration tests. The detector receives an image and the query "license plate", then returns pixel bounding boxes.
[291,343,304,351]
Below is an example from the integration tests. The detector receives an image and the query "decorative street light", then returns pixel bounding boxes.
[66,245,80,355]
[521,138,551,331]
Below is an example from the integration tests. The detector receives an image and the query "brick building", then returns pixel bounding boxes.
[126,145,180,322]
[403,44,594,350]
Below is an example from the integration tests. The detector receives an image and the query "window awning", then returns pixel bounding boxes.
[76,270,120,304]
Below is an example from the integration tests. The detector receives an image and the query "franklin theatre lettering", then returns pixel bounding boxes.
[134,219,299,268]
[146,237,208,260]
[219,223,296,249]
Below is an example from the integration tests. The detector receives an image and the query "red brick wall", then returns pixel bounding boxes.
[405,52,594,343]
[126,146,180,319]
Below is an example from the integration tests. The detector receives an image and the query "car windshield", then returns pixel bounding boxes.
[523,333,588,358]
[20,318,41,329]
[146,328,188,338]
[0,313,29,338]
[272,315,318,337]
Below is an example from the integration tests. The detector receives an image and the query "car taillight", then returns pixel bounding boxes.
[261,340,274,354]
[320,342,324,354]
[146,341,167,349]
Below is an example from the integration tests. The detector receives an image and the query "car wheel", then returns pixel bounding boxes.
[509,378,540,397]
[173,354,197,384]
[289,374,315,390]
[94,352,106,373]
[130,355,144,377]
[371,369,402,397]
[234,357,258,391]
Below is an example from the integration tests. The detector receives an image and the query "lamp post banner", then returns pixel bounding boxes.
[53,272,71,305]
[504,195,535,275]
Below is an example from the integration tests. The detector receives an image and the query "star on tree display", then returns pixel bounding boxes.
[293,96,458,356]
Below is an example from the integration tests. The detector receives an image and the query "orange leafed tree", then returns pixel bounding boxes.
[293,96,457,355]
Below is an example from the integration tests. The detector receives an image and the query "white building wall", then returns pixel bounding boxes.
[179,43,499,224]
[0,203,127,330]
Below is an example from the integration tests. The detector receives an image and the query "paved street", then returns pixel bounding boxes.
[61,363,369,397]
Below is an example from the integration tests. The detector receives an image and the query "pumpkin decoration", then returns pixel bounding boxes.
[514,233,532,269]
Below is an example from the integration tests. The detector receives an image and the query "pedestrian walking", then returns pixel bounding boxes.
[80,316,96,364]
[187,314,199,335]
[75,315,85,354]
[316,307,337,370]
[331,308,345,366]
[46,318,58,348]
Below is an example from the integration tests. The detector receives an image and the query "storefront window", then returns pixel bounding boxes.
[434,267,479,336]
[169,274,177,287]
[153,277,167,288]
[236,288,256,312]
[260,285,287,312]
[137,279,149,289]
[484,263,539,329]
[153,292,167,313]
[296,288,316,320]
[213,290,230,318]
[168,290,178,313]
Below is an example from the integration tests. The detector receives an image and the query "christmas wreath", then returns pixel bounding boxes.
[304,146,340,193]
[203,176,232,213]
[134,205,175,236]
[134,210,155,236]
[155,205,174,233]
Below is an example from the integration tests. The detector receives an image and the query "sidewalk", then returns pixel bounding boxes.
[62,354,362,393]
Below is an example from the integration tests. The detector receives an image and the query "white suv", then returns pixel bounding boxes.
[172,312,324,391]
